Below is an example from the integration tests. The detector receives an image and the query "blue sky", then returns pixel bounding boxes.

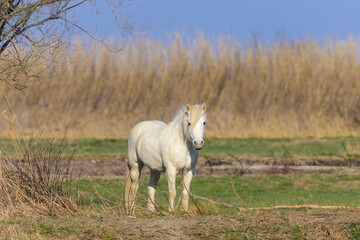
[75,0,360,43]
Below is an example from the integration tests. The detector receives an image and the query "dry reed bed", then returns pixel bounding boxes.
[1,35,360,138]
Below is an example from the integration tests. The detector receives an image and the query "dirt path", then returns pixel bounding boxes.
[67,156,360,177]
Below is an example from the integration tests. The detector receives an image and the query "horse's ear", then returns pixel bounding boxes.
[184,104,191,115]
[201,103,206,113]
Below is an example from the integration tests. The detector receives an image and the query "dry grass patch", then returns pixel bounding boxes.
[0,137,80,219]
[0,210,357,239]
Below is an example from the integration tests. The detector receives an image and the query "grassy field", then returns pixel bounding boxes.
[74,174,360,215]
[0,136,360,238]
[1,173,360,239]
[2,136,360,158]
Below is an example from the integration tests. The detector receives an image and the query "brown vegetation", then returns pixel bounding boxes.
[0,211,359,239]
[0,138,79,218]
[1,34,360,138]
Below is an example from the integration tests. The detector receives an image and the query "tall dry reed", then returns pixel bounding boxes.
[0,34,360,138]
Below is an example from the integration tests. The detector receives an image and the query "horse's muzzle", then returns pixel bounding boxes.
[194,140,204,150]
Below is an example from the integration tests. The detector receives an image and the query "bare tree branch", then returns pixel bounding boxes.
[0,0,139,88]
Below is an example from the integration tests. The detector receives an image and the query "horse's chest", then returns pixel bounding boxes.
[167,148,192,170]
[173,155,192,170]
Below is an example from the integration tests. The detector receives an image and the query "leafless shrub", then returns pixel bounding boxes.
[0,137,80,218]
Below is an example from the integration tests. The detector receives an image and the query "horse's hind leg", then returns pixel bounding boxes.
[147,170,161,212]
[124,157,143,215]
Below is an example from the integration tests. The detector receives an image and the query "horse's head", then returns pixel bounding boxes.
[184,103,207,150]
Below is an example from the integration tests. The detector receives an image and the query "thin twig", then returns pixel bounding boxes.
[191,194,360,211]
[191,194,241,211]
[184,185,203,214]
[230,177,248,208]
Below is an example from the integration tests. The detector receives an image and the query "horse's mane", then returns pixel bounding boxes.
[171,104,202,124]
[171,105,186,124]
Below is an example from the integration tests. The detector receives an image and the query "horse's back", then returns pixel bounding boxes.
[128,120,165,142]
[128,120,166,171]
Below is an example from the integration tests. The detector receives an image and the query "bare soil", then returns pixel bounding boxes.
[12,210,360,239]
[67,156,360,177]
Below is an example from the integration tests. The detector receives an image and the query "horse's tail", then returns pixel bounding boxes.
[124,162,133,215]
[124,133,141,215]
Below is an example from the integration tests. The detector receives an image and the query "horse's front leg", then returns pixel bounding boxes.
[181,169,194,212]
[165,167,177,212]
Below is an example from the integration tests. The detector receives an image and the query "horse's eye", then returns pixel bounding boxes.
[203,122,206,125]
[188,122,191,126]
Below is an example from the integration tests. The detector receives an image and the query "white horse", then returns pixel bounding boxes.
[124,103,207,215]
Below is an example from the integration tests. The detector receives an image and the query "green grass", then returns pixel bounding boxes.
[349,222,360,240]
[202,136,360,158]
[66,138,128,157]
[73,174,360,215]
[1,136,360,158]
[0,138,128,157]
